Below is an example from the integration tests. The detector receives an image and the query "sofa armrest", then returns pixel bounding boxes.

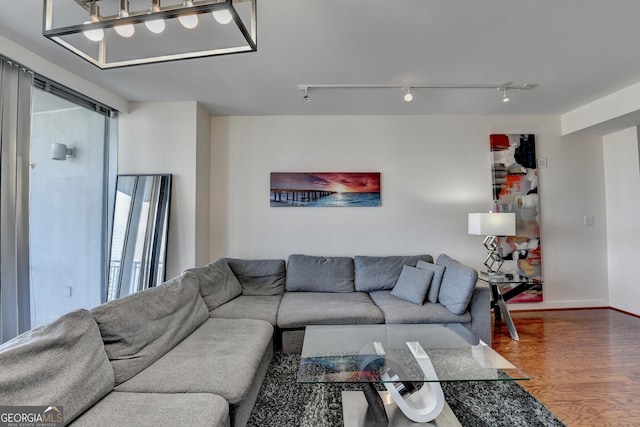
[466,285,491,346]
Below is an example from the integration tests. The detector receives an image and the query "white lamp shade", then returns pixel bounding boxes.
[468,212,516,236]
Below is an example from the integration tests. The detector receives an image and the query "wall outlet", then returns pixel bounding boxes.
[584,216,595,226]
[537,158,548,168]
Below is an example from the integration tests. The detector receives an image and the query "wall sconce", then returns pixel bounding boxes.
[51,143,75,160]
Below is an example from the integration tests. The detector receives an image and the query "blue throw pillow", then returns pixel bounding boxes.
[391,265,435,305]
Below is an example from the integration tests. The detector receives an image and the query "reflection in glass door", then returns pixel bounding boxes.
[29,88,109,327]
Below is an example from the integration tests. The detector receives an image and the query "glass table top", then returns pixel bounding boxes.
[478,271,542,284]
[298,324,528,384]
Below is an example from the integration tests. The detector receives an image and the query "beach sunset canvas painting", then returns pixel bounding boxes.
[270,172,381,207]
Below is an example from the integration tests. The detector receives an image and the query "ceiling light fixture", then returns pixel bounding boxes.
[403,87,414,102]
[43,0,257,69]
[303,87,310,102]
[297,82,536,103]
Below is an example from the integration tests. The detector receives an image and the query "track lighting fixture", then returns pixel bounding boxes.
[43,0,257,69]
[297,83,536,104]
[303,87,310,102]
[403,87,414,102]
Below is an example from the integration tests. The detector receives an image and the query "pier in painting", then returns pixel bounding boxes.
[270,189,336,204]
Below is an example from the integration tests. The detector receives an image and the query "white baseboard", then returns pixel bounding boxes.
[609,301,640,316]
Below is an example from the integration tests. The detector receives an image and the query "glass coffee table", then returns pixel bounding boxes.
[297,324,528,426]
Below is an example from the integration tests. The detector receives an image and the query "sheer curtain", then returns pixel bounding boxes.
[0,58,32,343]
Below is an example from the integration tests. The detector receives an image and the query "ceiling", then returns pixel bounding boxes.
[2,1,640,116]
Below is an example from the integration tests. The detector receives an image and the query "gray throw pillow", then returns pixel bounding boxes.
[416,260,446,303]
[391,265,435,305]
[436,254,478,315]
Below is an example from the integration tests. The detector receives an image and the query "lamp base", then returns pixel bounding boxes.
[482,235,504,273]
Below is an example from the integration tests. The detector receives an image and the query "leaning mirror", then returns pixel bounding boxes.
[107,174,172,301]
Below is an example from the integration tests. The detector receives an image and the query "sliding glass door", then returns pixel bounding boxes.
[0,57,116,342]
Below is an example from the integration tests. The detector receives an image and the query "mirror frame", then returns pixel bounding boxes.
[107,174,172,301]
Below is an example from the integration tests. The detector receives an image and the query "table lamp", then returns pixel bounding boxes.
[468,212,516,274]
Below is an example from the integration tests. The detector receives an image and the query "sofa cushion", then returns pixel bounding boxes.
[186,259,242,311]
[436,254,479,315]
[286,254,355,292]
[91,272,209,386]
[416,260,447,303]
[209,295,282,325]
[369,291,472,324]
[0,309,114,425]
[70,392,229,427]
[225,258,286,296]
[391,265,434,305]
[277,292,385,328]
[114,318,273,406]
[354,255,433,292]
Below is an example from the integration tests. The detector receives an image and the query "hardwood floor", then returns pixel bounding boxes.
[491,308,640,427]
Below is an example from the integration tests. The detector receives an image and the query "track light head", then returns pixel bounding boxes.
[303,87,310,102]
[502,89,510,103]
[403,87,414,103]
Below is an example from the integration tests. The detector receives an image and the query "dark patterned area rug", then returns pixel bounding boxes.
[248,353,566,427]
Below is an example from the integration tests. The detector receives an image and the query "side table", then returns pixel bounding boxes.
[478,272,542,341]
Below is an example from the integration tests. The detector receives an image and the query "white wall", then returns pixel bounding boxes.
[118,102,204,278]
[210,115,609,309]
[603,127,640,315]
[195,104,212,267]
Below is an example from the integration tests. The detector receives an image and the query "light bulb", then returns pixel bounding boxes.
[502,90,510,103]
[145,19,165,34]
[178,14,198,29]
[114,11,135,38]
[178,1,198,29]
[213,9,233,25]
[83,21,104,42]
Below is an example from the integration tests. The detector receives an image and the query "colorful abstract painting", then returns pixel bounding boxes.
[270,172,381,207]
[490,134,543,302]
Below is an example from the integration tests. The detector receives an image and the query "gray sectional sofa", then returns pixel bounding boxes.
[0,253,488,427]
